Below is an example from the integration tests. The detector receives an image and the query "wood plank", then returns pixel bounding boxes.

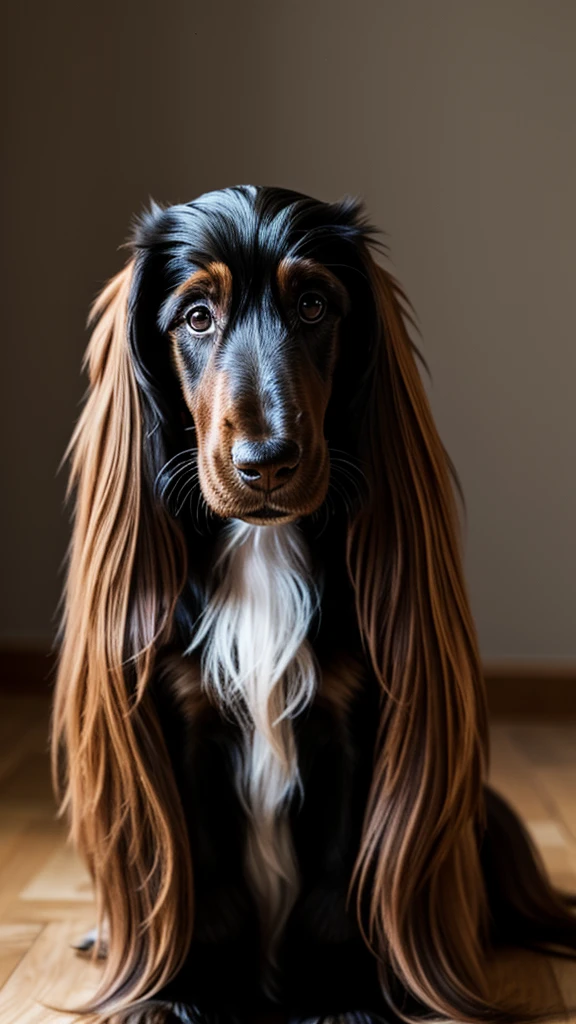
[0,900,96,925]
[553,958,576,1015]
[20,844,93,903]
[533,767,576,847]
[0,923,42,988]
[506,722,576,768]
[0,821,68,920]
[0,919,102,1024]
[489,722,557,819]
[491,724,576,891]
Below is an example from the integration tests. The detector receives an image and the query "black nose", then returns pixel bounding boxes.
[231,438,301,491]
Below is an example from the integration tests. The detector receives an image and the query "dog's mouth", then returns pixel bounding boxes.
[197,450,331,525]
[240,505,297,525]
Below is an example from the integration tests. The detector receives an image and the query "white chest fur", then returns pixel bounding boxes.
[187,521,318,992]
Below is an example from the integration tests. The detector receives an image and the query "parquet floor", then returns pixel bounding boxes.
[0,694,575,1023]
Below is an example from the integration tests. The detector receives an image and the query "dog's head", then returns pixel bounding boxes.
[124,186,380,525]
[159,236,349,521]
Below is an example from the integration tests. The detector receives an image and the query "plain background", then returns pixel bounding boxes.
[1,0,574,660]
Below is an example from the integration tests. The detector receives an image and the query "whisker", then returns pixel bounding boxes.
[174,470,200,516]
[154,447,198,491]
[145,420,161,441]
[313,491,334,538]
[159,460,198,506]
[328,447,367,477]
[327,454,366,515]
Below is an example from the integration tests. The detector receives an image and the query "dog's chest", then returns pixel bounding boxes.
[188,521,318,989]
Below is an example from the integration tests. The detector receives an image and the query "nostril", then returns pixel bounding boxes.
[274,462,299,481]
[237,466,262,483]
[231,438,301,489]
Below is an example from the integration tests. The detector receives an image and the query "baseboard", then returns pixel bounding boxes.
[0,648,574,713]
[484,662,576,716]
[0,648,57,692]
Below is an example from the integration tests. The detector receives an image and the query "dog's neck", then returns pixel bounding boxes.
[187,520,318,991]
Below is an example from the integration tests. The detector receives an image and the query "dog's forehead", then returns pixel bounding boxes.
[147,186,370,330]
[168,186,346,263]
[184,194,305,284]
[177,189,356,310]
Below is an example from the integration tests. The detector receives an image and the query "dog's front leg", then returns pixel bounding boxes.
[146,657,263,1019]
[284,681,406,1024]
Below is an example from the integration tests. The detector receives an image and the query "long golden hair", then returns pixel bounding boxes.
[52,261,192,1014]
[348,255,492,1020]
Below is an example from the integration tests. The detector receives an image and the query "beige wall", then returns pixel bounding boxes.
[1,0,574,659]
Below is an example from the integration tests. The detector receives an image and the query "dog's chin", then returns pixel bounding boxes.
[240,506,301,526]
[211,503,319,527]
[202,492,327,526]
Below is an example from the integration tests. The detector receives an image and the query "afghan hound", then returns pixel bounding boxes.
[52,185,576,1024]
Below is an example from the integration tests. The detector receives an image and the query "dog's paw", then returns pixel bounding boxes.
[108,1004,242,1024]
[104,1004,175,1024]
[72,922,109,959]
[289,1014,391,1024]
[105,1002,207,1024]
[168,1005,207,1024]
[169,1007,243,1024]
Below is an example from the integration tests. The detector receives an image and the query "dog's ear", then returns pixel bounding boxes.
[347,255,494,1019]
[52,259,192,1013]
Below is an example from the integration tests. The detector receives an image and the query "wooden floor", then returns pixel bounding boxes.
[0,695,575,1023]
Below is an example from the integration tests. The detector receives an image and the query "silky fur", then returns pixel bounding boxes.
[187,519,318,992]
[51,185,576,1024]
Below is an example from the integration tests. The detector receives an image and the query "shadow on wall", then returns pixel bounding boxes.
[1,0,575,663]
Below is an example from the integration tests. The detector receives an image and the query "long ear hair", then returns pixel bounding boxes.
[51,260,192,1014]
[347,252,496,1021]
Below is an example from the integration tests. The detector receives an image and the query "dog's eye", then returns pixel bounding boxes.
[186,305,214,334]
[298,292,326,323]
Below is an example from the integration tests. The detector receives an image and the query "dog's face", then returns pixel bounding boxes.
[161,246,349,524]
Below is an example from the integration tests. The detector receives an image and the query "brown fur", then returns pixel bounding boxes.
[52,263,193,1012]
[317,653,365,718]
[158,652,210,725]
[348,255,493,1019]
[276,256,350,314]
[173,261,233,306]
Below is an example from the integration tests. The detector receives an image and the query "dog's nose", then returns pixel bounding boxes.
[231,438,301,491]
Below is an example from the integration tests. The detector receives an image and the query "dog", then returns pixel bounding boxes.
[52,185,576,1024]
